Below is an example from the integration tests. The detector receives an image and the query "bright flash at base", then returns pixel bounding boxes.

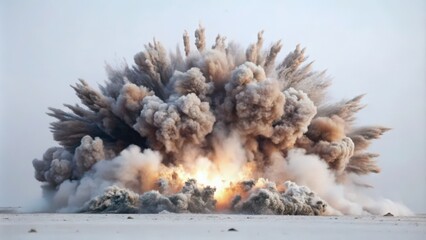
[193,171,231,207]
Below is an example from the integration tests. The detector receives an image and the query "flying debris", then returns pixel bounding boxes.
[32,25,411,216]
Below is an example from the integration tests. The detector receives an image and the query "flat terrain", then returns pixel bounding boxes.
[1,213,425,240]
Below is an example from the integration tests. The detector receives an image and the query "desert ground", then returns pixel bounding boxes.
[1,213,425,240]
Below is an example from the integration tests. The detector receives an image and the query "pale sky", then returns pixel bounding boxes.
[1,0,425,212]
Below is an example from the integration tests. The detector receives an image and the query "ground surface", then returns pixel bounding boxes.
[1,213,425,240]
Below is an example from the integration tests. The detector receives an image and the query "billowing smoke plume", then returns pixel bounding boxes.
[32,26,411,216]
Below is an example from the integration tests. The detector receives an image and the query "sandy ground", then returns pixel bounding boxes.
[1,213,425,240]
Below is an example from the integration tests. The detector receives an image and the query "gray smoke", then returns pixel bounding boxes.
[33,147,73,186]
[83,186,140,213]
[133,93,215,153]
[82,179,216,214]
[234,181,327,215]
[32,25,412,216]
[73,136,107,178]
[81,179,326,215]
[271,87,317,149]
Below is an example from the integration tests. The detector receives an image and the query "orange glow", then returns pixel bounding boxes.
[157,155,258,210]
[186,157,256,210]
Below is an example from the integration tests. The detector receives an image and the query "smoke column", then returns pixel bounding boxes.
[32,25,412,215]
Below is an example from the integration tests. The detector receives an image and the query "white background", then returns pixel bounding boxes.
[1,0,425,213]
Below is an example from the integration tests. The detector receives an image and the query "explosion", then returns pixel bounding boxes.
[32,25,411,215]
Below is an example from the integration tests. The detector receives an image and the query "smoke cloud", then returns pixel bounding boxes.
[32,26,411,216]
